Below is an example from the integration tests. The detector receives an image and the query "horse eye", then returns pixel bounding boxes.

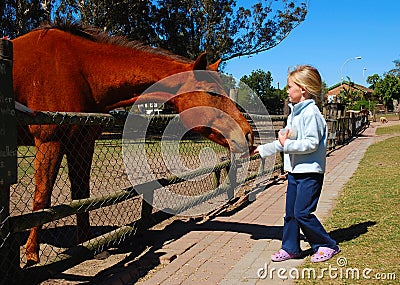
[208,91,219,96]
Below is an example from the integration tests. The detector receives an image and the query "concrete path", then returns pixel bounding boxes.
[99,120,398,285]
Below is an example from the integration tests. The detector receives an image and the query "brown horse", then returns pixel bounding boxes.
[12,22,253,265]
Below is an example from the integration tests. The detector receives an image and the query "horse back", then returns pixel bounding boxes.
[12,29,95,113]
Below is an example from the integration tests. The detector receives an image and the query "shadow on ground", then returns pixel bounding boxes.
[19,202,376,284]
[86,220,376,284]
[301,221,376,257]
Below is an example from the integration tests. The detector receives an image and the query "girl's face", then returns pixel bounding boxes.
[287,77,306,103]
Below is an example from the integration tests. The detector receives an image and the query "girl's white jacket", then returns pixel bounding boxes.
[257,99,327,174]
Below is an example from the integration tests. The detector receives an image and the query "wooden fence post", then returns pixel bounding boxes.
[0,38,20,284]
[227,154,238,201]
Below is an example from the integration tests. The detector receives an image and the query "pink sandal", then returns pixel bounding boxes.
[271,249,300,262]
[311,246,340,262]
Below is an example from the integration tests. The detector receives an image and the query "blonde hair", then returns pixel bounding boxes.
[287,65,323,106]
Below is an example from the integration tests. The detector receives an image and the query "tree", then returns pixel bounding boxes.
[1,0,308,64]
[0,0,51,38]
[1,0,156,41]
[387,59,400,78]
[239,69,284,114]
[151,0,308,63]
[71,0,156,43]
[374,74,400,109]
[366,74,380,89]
[240,69,274,102]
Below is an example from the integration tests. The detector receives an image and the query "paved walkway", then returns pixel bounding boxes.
[99,121,397,285]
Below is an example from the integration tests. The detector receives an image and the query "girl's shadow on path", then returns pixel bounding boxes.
[300,220,376,257]
[91,219,376,284]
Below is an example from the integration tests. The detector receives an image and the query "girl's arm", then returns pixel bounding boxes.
[254,129,288,158]
[283,113,325,154]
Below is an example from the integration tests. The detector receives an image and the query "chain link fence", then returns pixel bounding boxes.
[1,110,283,284]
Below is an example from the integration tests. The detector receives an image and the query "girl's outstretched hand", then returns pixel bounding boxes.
[251,145,259,155]
[240,145,258,159]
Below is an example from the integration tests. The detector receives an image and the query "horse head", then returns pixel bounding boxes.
[134,53,254,153]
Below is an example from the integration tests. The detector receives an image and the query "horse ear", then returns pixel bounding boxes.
[208,59,221,71]
[193,52,208,70]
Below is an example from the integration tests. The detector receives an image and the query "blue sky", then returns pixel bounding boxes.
[224,0,400,89]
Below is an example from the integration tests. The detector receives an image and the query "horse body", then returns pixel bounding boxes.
[12,24,253,265]
[14,28,184,113]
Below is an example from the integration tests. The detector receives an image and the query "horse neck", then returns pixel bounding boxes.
[78,41,193,110]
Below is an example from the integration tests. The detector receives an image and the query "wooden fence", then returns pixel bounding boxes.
[326,113,370,150]
[0,37,19,285]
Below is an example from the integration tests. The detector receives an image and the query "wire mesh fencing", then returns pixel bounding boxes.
[1,110,282,283]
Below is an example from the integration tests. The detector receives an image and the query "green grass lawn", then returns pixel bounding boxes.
[296,125,400,284]
[375,124,400,135]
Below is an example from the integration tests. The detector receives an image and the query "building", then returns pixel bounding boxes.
[326,81,374,103]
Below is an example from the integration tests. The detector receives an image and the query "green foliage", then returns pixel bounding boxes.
[240,69,275,100]
[348,98,375,111]
[239,69,284,114]
[374,74,400,108]
[75,0,156,44]
[368,59,400,110]
[337,79,363,107]
[236,80,263,113]
[274,87,288,101]
[366,73,380,89]
[0,0,51,37]
[1,0,308,63]
[387,59,400,78]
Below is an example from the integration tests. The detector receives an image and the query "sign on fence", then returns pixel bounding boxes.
[0,39,17,185]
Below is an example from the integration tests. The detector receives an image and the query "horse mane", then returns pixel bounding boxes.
[36,19,192,63]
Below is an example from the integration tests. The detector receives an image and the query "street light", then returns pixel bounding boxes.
[340,56,362,83]
[363,67,367,82]
[339,56,362,101]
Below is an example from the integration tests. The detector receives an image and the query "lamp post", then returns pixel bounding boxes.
[362,67,370,111]
[363,67,367,83]
[339,56,362,102]
[340,56,362,84]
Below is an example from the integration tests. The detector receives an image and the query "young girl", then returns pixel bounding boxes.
[254,65,339,262]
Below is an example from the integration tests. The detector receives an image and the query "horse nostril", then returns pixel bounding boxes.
[245,131,253,146]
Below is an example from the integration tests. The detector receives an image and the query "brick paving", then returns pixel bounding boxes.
[102,121,398,285]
